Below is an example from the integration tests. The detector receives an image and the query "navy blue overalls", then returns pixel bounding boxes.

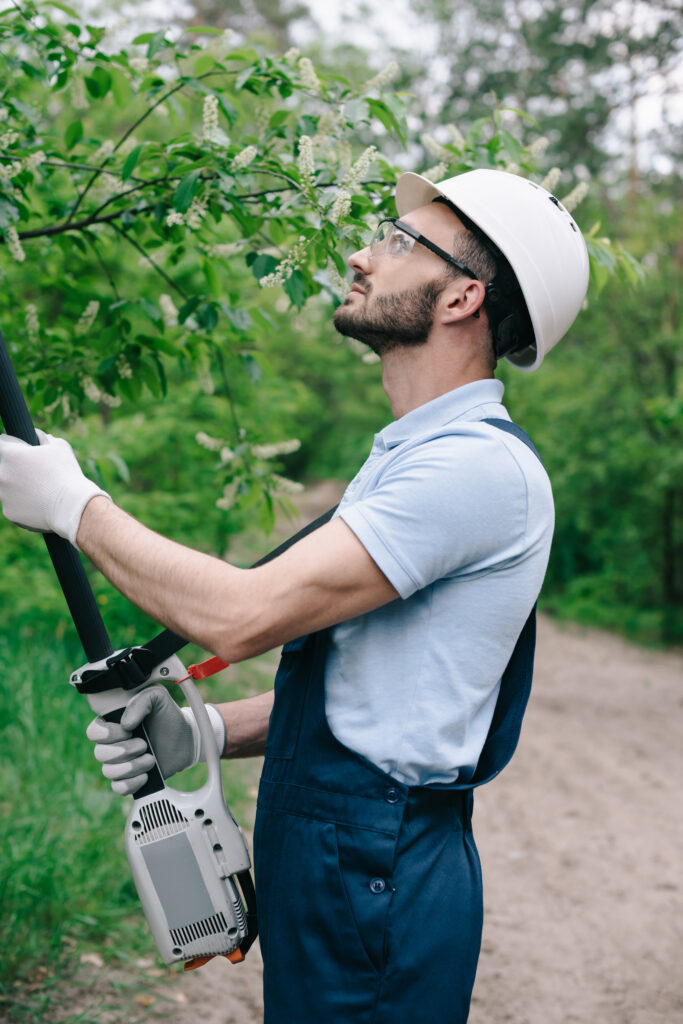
[253,421,542,1024]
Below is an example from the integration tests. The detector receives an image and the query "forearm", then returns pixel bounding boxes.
[77,496,260,661]
[217,690,274,759]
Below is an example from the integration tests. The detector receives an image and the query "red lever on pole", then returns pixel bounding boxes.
[174,656,229,684]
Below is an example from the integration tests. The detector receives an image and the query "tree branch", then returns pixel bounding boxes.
[109,222,188,301]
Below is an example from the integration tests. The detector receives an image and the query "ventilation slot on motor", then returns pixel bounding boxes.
[170,911,233,949]
[133,798,188,842]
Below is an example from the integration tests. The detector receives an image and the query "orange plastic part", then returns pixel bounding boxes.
[174,656,230,685]
[182,947,245,971]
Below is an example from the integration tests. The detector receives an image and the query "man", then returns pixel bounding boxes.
[0,169,589,1022]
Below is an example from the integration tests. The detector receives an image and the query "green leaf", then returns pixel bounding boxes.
[45,0,81,17]
[178,296,200,323]
[193,54,217,76]
[85,66,111,98]
[121,144,144,181]
[500,130,522,163]
[202,258,221,298]
[106,451,130,484]
[185,25,224,34]
[147,31,168,59]
[132,32,156,44]
[173,170,201,213]
[284,269,306,309]
[235,65,255,90]
[64,119,83,150]
[198,303,218,330]
[138,297,162,324]
[248,253,278,281]
[20,62,44,81]
[110,66,131,108]
[366,98,404,145]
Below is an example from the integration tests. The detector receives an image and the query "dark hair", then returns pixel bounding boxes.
[432,196,534,359]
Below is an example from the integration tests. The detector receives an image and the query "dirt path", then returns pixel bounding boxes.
[153,612,682,1024]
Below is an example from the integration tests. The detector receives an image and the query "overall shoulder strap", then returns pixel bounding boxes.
[481,417,543,465]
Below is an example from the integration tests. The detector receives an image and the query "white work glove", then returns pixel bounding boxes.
[0,430,109,548]
[86,685,227,796]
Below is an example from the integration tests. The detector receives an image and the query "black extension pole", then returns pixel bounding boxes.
[0,327,113,662]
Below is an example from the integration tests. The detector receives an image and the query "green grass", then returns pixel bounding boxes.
[0,629,273,1023]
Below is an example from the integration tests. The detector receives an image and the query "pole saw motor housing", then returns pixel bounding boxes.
[70,650,255,968]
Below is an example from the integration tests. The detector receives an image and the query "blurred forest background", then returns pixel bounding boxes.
[0,0,681,1019]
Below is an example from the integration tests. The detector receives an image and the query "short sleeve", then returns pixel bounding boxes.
[338,432,530,599]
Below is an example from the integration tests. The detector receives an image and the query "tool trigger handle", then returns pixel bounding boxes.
[101,705,165,797]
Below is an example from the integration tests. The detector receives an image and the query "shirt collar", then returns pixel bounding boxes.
[377,379,505,450]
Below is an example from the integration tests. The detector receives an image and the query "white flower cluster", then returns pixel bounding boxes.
[561,181,589,213]
[363,61,399,93]
[233,145,258,169]
[75,300,100,337]
[26,151,46,172]
[203,94,220,143]
[422,162,448,182]
[207,28,237,60]
[313,109,343,147]
[447,124,466,150]
[6,226,25,262]
[421,133,452,163]
[70,77,89,111]
[329,188,351,225]
[337,140,353,173]
[186,193,208,230]
[297,135,316,191]
[25,303,40,342]
[159,294,178,327]
[540,167,561,193]
[129,57,149,74]
[328,145,377,225]
[1,129,18,148]
[251,439,301,459]
[283,47,300,62]
[259,235,309,288]
[271,473,305,495]
[93,139,115,164]
[166,209,185,227]
[528,136,549,157]
[504,162,520,175]
[0,160,22,183]
[298,57,320,93]
[216,481,238,511]
[343,146,377,191]
[326,260,349,296]
[116,355,133,379]
[82,376,121,408]
[195,431,224,452]
[203,241,243,259]
[0,108,8,121]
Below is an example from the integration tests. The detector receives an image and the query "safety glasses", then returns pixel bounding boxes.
[369,218,479,280]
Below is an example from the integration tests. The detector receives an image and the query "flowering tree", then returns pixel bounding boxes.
[0,2,638,531]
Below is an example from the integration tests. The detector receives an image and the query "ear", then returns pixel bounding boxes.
[440,278,486,325]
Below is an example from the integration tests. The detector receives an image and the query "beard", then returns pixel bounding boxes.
[333,275,447,356]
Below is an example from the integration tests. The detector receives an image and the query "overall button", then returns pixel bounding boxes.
[369,877,386,894]
[384,787,401,804]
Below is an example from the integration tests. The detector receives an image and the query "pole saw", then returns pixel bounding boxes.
[0,326,257,971]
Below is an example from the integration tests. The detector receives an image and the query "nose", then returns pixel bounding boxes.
[349,245,372,276]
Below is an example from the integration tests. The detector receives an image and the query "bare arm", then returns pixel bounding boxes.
[77,495,398,663]
[218,690,273,759]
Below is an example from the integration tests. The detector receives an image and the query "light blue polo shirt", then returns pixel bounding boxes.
[325,378,554,786]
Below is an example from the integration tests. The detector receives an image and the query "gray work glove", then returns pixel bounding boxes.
[86,685,226,796]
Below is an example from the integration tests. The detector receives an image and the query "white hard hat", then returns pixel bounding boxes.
[395,168,589,370]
